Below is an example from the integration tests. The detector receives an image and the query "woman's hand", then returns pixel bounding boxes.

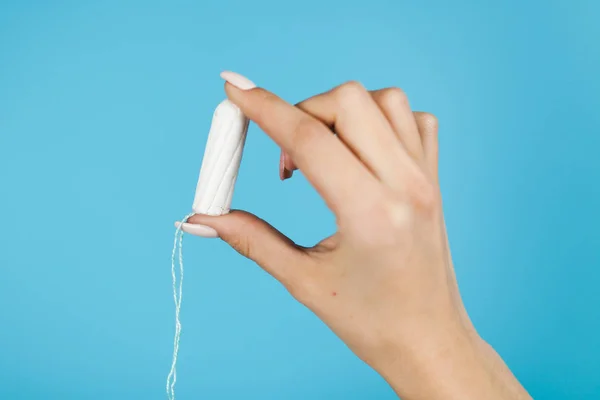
[181,72,531,400]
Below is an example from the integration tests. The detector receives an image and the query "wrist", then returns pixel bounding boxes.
[375,322,483,399]
[370,321,529,400]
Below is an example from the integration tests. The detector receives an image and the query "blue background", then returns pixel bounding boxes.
[1,0,599,398]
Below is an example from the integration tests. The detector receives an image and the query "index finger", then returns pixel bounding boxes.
[222,77,380,214]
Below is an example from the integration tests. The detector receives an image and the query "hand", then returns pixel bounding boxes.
[181,72,531,400]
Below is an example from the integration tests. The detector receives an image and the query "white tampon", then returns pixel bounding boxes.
[192,99,249,216]
[176,71,256,237]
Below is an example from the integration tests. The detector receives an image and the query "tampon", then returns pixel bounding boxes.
[176,72,255,237]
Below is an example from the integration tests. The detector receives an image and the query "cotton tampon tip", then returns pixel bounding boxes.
[174,221,219,238]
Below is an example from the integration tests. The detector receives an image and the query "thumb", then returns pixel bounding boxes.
[177,210,306,284]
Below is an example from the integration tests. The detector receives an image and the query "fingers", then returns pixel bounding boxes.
[223,74,380,214]
[371,88,423,162]
[295,81,414,188]
[280,88,432,183]
[179,211,307,285]
[413,112,439,182]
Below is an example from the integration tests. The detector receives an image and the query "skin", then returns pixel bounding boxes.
[186,79,532,399]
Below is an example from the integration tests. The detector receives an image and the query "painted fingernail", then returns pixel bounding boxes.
[283,168,293,180]
[279,151,285,180]
[220,71,256,90]
[174,221,219,238]
[279,152,293,180]
[283,152,295,171]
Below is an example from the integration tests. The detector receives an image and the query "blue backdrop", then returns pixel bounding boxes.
[1,1,599,398]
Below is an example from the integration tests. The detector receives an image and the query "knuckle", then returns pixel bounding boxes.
[420,185,440,211]
[379,87,409,108]
[291,117,323,152]
[344,193,413,247]
[360,204,413,248]
[415,112,439,136]
[382,201,414,231]
[228,235,252,260]
[225,217,257,260]
[335,80,368,104]
[406,174,440,213]
[421,112,438,127]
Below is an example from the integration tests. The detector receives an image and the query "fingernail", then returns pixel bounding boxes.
[279,152,285,180]
[279,152,293,180]
[220,71,256,90]
[283,167,293,180]
[283,152,295,171]
[282,151,295,179]
[174,221,219,238]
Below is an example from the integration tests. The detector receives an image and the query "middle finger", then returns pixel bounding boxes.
[296,81,415,188]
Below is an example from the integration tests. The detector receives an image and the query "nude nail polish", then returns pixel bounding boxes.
[220,71,256,90]
[174,221,219,238]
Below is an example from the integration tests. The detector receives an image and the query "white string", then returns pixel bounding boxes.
[167,212,195,400]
